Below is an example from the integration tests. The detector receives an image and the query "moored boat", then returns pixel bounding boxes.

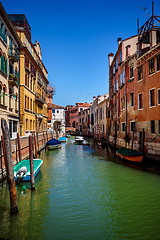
[75,136,84,144]
[46,139,61,150]
[59,137,67,142]
[116,147,143,163]
[14,159,43,182]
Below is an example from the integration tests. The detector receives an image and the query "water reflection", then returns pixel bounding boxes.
[0,140,160,240]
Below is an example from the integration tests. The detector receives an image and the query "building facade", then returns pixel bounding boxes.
[0,3,21,139]
[78,108,90,136]
[50,104,65,137]
[108,13,160,157]
[8,14,49,136]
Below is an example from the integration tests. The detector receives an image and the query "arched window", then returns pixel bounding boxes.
[0,84,1,104]
[3,86,5,105]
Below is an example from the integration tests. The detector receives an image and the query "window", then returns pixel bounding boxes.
[119,50,122,63]
[130,64,134,78]
[149,89,155,107]
[80,108,83,111]
[30,99,32,110]
[121,122,125,132]
[123,70,125,83]
[30,120,32,130]
[57,110,59,113]
[116,79,118,91]
[138,66,143,81]
[138,93,143,109]
[52,109,55,113]
[158,89,160,105]
[100,108,102,120]
[0,86,1,104]
[151,120,155,134]
[25,96,27,108]
[26,119,28,131]
[130,92,134,107]
[115,58,118,70]
[131,122,135,132]
[149,58,154,75]
[27,97,29,109]
[3,87,5,105]
[13,121,17,132]
[120,74,122,85]
[157,55,160,71]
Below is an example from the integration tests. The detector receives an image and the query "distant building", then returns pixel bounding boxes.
[78,108,90,136]
[89,94,109,137]
[0,3,21,139]
[49,104,65,137]
[65,103,90,132]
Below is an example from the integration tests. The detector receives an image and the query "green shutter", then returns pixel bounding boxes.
[5,59,7,75]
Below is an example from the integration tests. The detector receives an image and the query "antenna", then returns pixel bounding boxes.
[139,6,151,20]
[137,18,139,33]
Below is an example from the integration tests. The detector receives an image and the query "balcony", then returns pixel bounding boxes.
[8,46,19,62]
[8,73,19,87]
[36,113,43,119]
[35,93,45,105]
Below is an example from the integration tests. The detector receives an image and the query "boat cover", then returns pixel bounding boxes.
[59,137,66,141]
[46,139,61,146]
[116,147,142,156]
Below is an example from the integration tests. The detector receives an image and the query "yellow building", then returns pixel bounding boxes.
[0,3,21,139]
[8,14,49,136]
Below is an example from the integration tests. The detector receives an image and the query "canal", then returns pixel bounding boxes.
[0,138,160,240]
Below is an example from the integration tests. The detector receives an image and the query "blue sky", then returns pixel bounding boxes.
[2,0,159,106]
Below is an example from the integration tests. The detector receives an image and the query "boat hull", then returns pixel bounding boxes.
[47,144,61,150]
[14,159,43,182]
[116,152,143,163]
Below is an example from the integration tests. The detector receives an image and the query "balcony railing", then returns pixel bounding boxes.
[8,46,19,62]
[9,73,19,87]
[35,93,45,105]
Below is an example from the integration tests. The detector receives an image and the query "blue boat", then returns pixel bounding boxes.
[46,139,61,150]
[59,137,67,142]
[14,159,43,182]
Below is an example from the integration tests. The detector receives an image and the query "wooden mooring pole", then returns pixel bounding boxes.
[17,132,22,162]
[1,119,18,214]
[46,131,48,142]
[33,132,38,158]
[36,132,40,153]
[29,135,35,190]
[43,131,45,146]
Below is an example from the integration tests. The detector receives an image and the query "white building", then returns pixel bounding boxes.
[89,94,109,137]
[50,104,65,137]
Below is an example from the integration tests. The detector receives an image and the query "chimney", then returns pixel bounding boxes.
[117,38,122,46]
[108,53,114,67]
[93,96,96,101]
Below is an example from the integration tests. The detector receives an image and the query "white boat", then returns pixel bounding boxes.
[75,136,84,144]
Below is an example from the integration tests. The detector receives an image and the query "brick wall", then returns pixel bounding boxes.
[0,131,56,183]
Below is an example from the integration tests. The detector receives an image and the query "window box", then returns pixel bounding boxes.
[128,78,134,83]
[119,83,124,89]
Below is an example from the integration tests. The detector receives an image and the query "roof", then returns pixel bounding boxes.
[76,102,90,107]
[48,103,64,109]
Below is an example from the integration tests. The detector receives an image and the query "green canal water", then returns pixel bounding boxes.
[0,139,160,240]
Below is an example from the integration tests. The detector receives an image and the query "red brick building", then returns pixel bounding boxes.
[108,13,160,158]
[65,103,90,132]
